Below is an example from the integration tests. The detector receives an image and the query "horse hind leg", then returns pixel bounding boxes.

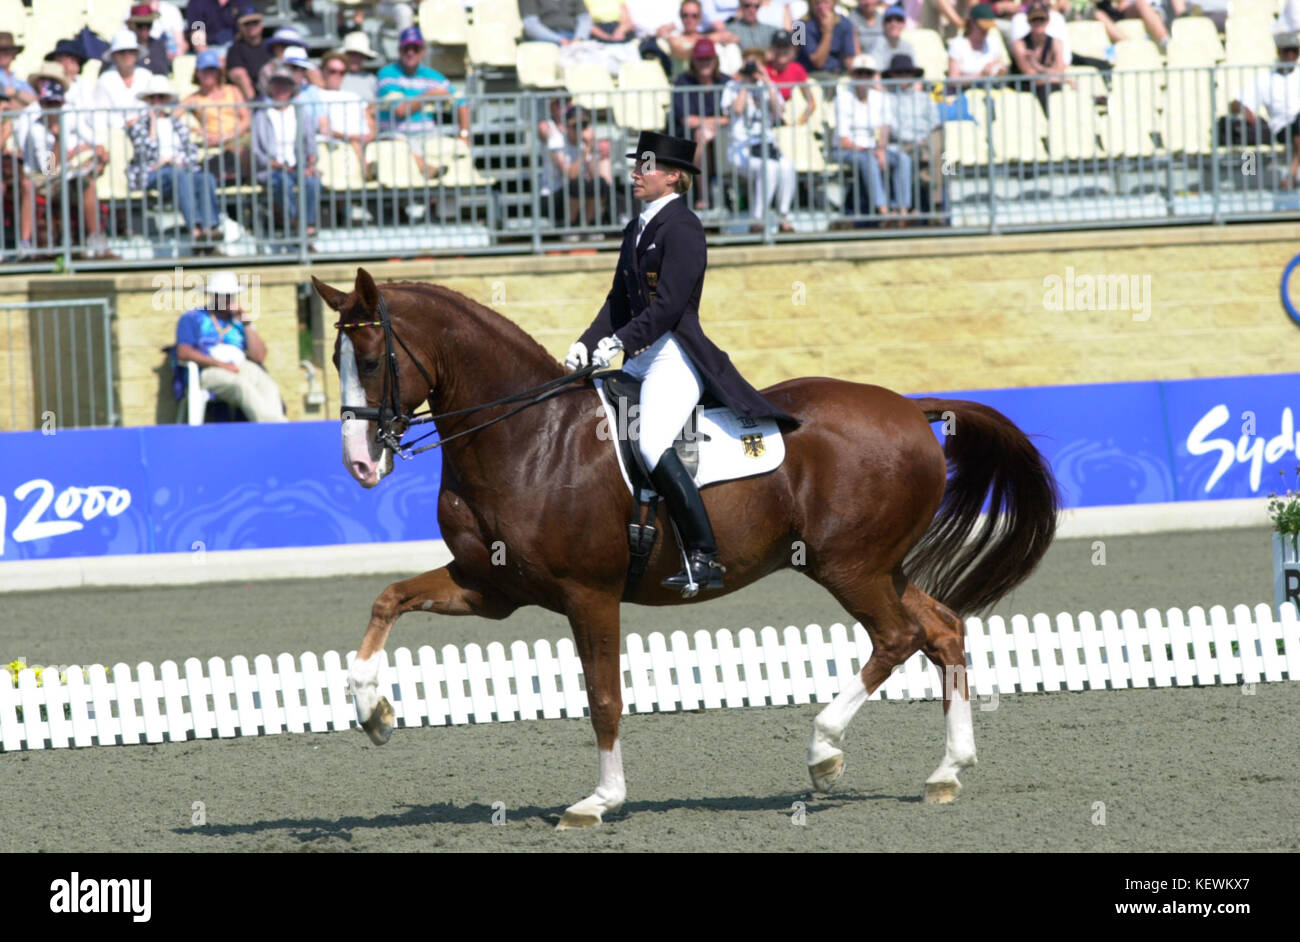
[349,564,517,745]
[807,578,927,793]
[903,583,977,803]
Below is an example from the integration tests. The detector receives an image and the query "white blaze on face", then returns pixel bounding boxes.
[339,332,389,488]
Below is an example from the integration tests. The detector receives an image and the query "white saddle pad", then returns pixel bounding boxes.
[595,379,786,494]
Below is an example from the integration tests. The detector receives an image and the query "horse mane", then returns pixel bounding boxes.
[383,280,563,378]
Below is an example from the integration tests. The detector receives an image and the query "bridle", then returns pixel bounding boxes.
[335,291,599,460]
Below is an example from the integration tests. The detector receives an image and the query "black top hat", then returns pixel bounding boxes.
[45,38,88,66]
[625,130,701,175]
[883,53,923,78]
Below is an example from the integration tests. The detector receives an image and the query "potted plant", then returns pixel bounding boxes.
[1268,467,1300,614]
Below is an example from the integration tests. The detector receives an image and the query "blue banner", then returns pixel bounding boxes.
[2,372,1296,561]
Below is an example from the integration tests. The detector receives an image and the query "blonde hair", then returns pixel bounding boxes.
[672,170,693,195]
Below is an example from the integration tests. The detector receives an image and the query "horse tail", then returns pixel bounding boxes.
[904,398,1061,616]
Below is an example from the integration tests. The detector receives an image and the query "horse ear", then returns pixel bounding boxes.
[355,268,380,314]
[311,276,347,312]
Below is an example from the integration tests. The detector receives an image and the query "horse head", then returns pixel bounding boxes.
[313,268,432,489]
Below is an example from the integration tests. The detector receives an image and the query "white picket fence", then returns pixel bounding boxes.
[2,603,1297,752]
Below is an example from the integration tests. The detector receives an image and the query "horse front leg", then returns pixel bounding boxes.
[349,563,517,744]
[556,589,625,830]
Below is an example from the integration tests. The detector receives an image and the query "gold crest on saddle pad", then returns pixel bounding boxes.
[646,272,658,287]
[741,433,765,458]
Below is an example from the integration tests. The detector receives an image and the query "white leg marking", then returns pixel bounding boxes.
[808,671,868,767]
[559,740,626,826]
[348,652,381,726]
[926,690,977,787]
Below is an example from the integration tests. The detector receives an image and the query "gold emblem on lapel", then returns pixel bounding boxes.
[741,433,765,458]
[646,272,658,287]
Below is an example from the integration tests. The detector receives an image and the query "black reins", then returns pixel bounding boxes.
[336,293,599,460]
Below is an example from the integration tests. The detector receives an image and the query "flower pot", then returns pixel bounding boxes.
[1273,531,1300,613]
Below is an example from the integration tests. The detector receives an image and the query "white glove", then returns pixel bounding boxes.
[564,341,588,371]
[592,335,624,368]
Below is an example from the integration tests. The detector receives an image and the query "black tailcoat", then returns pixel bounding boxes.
[578,196,800,427]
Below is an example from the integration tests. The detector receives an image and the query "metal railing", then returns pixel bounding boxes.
[0,298,116,432]
[0,65,1297,271]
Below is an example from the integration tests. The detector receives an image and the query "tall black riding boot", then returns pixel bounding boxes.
[650,447,725,596]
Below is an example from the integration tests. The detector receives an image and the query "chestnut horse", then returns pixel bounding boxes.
[312,269,1059,829]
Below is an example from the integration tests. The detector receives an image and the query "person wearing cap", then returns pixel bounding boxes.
[283,46,327,132]
[883,52,940,216]
[0,32,36,112]
[127,3,173,76]
[257,27,323,98]
[1228,32,1300,188]
[128,73,226,243]
[185,0,243,49]
[338,31,381,101]
[550,104,615,231]
[799,0,858,74]
[44,39,98,115]
[726,0,777,51]
[376,26,470,145]
[866,5,917,71]
[95,30,149,130]
[723,46,796,231]
[946,4,1007,83]
[835,53,912,221]
[565,130,799,594]
[670,37,730,208]
[182,48,252,184]
[520,0,593,45]
[251,64,322,237]
[225,7,270,101]
[764,28,812,113]
[175,270,286,423]
[21,65,115,259]
[1010,2,1067,114]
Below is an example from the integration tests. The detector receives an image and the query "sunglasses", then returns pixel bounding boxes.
[324,66,346,74]
[885,14,904,21]
[682,11,701,18]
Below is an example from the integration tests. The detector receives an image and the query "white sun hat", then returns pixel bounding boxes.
[283,45,312,69]
[135,72,178,101]
[207,270,242,298]
[109,29,140,55]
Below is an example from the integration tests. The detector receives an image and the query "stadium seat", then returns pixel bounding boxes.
[1102,73,1158,157]
[420,0,469,45]
[467,21,517,68]
[171,54,197,96]
[516,41,561,88]
[86,0,132,39]
[1113,19,1150,43]
[1164,37,1214,70]
[98,126,134,204]
[1067,20,1109,61]
[991,90,1048,163]
[318,142,378,192]
[941,120,989,167]
[901,28,947,79]
[1224,19,1275,65]
[773,123,827,173]
[0,0,27,34]
[367,138,426,188]
[1217,64,1272,118]
[564,61,615,111]
[1170,16,1224,62]
[473,0,523,39]
[614,59,671,131]
[1113,38,1163,72]
[783,82,828,131]
[984,26,1012,68]
[81,57,101,85]
[1046,88,1103,160]
[1163,67,1213,154]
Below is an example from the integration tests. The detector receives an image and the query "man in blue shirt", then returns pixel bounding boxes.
[376,25,470,172]
[798,0,858,74]
[175,270,286,422]
[0,32,35,110]
[186,0,243,48]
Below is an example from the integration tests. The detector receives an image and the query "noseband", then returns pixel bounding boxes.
[336,291,599,460]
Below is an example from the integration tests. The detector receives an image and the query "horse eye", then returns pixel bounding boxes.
[360,358,380,375]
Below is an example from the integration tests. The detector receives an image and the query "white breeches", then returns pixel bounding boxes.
[621,331,704,473]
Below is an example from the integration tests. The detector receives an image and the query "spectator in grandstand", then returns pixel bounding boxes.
[1228,32,1300,189]
[318,51,376,170]
[183,49,253,184]
[21,65,116,259]
[339,31,381,100]
[765,29,813,118]
[669,0,740,67]
[258,27,323,96]
[145,0,189,58]
[186,0,244,49]
[883,52,938,216]
[723,47,796,232]
[834,54,911,221]
[670,37,730,207]
[867,5,916,70]
[286,46,327,128]
[521,0,594,44]
[589,0,633,41]
[127,4,174,76]
[799,0,858,75]
[946,4,1007,83]
[377,25,470,166]
[225,7,271,102]
[549,104,615,231]
[251,64,322,237]
[95,31,150,130]
[1010,2,1067,114]
[1093,0,1170,49]
[626,0,681,37]
[128,73,227,243]
[175,270,286,423]
[727,0,777,50]
[849,0,885,54]
[0,33,36,111]
[45,39,97,114]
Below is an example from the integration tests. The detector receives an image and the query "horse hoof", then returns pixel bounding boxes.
[361,696,394,745]
[809,753,845,793]
[555,810,603,830]
[924,780,961,804]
